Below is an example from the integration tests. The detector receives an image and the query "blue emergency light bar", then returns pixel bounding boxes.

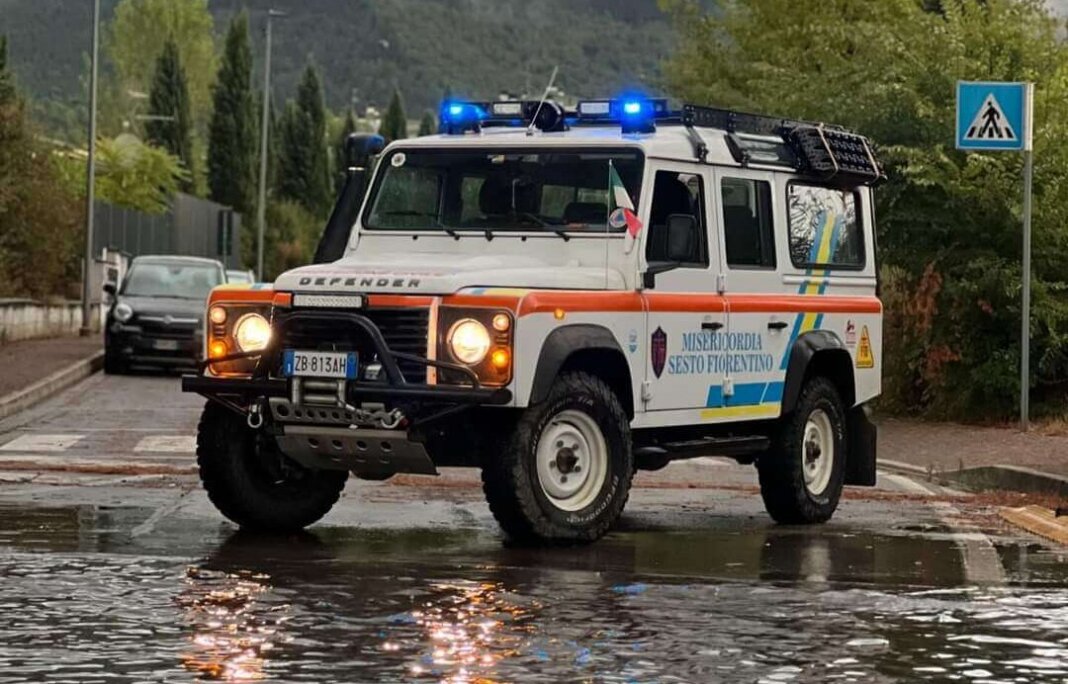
[438,96,672,135]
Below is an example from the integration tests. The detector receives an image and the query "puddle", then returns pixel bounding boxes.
[1,504,1068,681]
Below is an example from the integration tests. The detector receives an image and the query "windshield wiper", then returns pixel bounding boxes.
[379,211,459,239]
[518,212,569,242]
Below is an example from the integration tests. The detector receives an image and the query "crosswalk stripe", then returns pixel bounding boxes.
[0,434,85,452]
[133,435,197,453]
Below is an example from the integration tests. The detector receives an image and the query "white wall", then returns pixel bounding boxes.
[0,299,101,344]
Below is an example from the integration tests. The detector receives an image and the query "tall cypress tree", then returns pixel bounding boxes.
[0,36,15,105]
[378,88,407,143]
[334,109,357,193]
[277,62,331,217]
[208,12,256,214]
[417,110,436,136]
[145,39,194,191]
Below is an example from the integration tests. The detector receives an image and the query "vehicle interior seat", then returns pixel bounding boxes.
[646,175,697,262]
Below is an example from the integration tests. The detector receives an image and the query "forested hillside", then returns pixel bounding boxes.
[0,0,673,139]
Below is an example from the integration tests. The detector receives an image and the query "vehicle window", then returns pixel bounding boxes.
[122,263,222,299]
[364,148,643,234]
[722,178,775,269]
[787,184,864,268]
[645,170,708,268]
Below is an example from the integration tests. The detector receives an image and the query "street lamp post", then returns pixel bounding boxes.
[80,0,101,336]
[256,9,286,282]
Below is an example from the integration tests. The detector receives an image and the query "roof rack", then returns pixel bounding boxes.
[438,98,882,186]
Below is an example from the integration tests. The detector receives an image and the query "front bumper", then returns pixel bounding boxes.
[108,327,201,366]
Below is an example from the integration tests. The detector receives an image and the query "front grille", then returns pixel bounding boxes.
[276,307,430,383]
[137,317,199,340]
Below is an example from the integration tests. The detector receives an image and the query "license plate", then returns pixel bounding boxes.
[153,339,179,351]
[283,350,358,379]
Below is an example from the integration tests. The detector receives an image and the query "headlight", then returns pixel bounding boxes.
[448,318,491,365]
[234,313,271,352]
[114,302,133,323]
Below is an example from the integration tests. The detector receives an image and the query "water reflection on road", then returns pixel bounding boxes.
[1,504,1067,682]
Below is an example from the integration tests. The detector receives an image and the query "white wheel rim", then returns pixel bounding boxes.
[535,410,608,512]
[802,408,835,497]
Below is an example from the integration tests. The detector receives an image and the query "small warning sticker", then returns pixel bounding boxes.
[856,325,875,369]
[964,94,1017,142]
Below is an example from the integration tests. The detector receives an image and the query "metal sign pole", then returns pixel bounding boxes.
[1020,82,1035,432]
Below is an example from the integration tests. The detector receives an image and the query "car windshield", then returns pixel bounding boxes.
[363,147,643,233]
[122,262,222,299]
[227,270,253,284]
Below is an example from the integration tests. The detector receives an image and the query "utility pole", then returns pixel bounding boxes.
[80,0,100,336]
[256,9,286,281]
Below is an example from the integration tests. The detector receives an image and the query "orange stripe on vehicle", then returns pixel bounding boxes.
[367,294,435,308]
[643,293,727,313]
[272,292,293,308]
[518,291,645,316]
[442,294,522,310]
[727,295,882,314]
[209,287,275,304]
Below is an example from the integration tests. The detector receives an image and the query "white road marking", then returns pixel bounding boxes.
[881,472,938,495]
[932,501,1005,585]
[0,434,84,452]
[134,435,197,453]
[690,457,732,467]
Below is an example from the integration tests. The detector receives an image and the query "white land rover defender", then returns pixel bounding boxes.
[183,97,882,543]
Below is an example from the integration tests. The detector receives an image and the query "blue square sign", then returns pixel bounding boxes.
[956,81,1031,151]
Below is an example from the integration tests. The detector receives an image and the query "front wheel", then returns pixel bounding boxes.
[196,402,347,532]
[757,377,846,524]
[482,372,634,545]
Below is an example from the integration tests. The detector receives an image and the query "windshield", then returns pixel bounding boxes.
[227,270,254,284]
[122,262,222,299]
[364,148,643,233]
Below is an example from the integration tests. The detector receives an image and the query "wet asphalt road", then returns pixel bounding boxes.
[0,374,1067,682]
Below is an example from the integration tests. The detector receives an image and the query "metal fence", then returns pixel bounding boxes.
[93,193,243,269]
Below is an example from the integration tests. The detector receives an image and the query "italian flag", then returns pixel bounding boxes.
[609,161,642,254]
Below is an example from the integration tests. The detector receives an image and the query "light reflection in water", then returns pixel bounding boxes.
[176,566,286,682]
[390,580,538,683]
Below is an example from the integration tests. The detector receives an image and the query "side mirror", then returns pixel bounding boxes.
[666,214,698,263]
[346,133,386,170]
[103,282,117,297]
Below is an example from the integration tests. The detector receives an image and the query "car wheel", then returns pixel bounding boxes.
[103,349,127,375]
[482,372,633,545]
[196,402,348,532]
[757,376,846,524]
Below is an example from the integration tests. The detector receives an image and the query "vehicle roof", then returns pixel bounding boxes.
[132,255,224,267]
[392,124,739,167]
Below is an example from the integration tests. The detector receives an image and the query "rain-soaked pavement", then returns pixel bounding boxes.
[0,374,1067,682]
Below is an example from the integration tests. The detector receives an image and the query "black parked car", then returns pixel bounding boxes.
[104,256,225,374]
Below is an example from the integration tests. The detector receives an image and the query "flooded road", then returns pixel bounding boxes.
[2,497,1067,683]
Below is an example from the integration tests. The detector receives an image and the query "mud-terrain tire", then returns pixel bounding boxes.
[482,372,633,545]
[196,402,347,532]
[757,376,846,524]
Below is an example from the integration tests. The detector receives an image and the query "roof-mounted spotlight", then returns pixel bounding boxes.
[439,101,486,135]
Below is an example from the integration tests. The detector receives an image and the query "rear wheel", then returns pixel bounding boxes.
[757,377,846,524]
[482,372,633,544]
[196,402,347,531]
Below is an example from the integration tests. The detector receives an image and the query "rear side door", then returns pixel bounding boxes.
[711,167,787,420]
[640,162,726,412]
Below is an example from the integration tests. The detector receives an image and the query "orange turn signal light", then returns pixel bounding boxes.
[490,348,511,371]
[208,340,229,359]
[553,308,566,320]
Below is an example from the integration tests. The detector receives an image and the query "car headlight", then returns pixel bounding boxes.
[448,318,491,365]
[114,302,134,323]
[234,313,271,352]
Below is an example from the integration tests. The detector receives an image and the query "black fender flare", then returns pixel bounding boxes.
[528,324,630,408]
[780,330,855,415]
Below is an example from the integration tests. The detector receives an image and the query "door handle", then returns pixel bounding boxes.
[767,321,789,331]
[701,322,724,331]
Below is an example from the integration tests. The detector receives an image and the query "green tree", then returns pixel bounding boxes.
[208,12,257,215]
[145,39,194,191]
[277,63,332,217]
[334,109,358,192]
[0,36,14,104]
[660,0,1068,418]
[106,0,216,128]
[57,135,189,214]
[417,109,436,136]
[378,88,407,143]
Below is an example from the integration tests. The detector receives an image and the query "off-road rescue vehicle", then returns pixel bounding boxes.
[183,97,882,543]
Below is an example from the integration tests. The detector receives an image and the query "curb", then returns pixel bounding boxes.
[0,350,105,421]
[880,458,1068,499]
[0,457,196,476]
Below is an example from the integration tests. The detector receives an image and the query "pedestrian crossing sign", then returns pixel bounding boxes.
[956,81,1032,151]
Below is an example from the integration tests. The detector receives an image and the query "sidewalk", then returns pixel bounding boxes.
[879,417,1068,480]
[0,335,103,397]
